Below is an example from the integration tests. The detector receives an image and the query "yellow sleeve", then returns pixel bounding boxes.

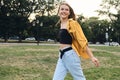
[70,21,88,48]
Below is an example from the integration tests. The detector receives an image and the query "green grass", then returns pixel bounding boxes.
[0,44,120,80]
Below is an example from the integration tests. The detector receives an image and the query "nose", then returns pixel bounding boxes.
[62,10,67,13]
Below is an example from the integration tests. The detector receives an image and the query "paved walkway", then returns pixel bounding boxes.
[0,42,119,47]
[0,42,59,46]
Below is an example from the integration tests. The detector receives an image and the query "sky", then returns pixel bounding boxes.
[28,0,103,21]
[65,0,102,18]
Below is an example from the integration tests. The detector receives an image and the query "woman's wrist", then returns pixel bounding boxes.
[90,56,95,59]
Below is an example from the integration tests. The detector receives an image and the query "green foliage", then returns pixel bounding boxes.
[0,0,60,42]
[30,15,59,40]
[97,0,120,43]
[78,17,111,43]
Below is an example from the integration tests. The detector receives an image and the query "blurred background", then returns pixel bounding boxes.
[0,0,120,46]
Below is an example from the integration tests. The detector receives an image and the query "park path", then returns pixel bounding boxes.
[0,43,59,46]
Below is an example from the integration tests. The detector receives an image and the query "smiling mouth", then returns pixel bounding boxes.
[61,13,67,16]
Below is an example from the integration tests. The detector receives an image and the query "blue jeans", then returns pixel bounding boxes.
[53,48,86,80]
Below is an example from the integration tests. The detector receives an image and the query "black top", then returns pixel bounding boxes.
[58,29,72,44]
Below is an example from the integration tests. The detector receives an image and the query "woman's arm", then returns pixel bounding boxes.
[86,46,100,67]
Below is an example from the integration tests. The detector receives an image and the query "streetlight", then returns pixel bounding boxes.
[40,22,43,27]
[105,26,114,46]
[105,31,108,42]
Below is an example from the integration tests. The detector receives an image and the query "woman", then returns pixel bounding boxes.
[53,2,99,80]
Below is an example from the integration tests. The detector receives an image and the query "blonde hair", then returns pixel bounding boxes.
[56,2,76,26]
[58,2,76,20]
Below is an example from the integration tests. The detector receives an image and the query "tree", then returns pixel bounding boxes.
[79,16,110,43]
[97,0,120,43]
[97,0,120,21]
[0,0,32,42]
[29,0,59,16]
[112,11,120,43]
[29,15,59,44]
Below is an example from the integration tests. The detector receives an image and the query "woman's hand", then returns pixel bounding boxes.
[86,46,100,67]
[91,57,99,67]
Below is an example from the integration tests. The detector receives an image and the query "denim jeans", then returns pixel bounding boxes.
[53,49,86,80]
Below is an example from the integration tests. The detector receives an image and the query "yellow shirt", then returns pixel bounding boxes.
[67,19,90,59]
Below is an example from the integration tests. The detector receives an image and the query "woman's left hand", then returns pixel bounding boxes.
[91,57,99,67]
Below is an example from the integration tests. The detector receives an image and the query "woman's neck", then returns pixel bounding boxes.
[60,18,68,24]
[60,18,68,29]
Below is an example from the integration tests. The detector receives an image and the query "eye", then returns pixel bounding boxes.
[65,8,69,11]
[60,8,64,10]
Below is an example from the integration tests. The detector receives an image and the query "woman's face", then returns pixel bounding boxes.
[58,4,70,20]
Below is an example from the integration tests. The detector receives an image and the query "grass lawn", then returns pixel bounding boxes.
[0,44,120,80]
